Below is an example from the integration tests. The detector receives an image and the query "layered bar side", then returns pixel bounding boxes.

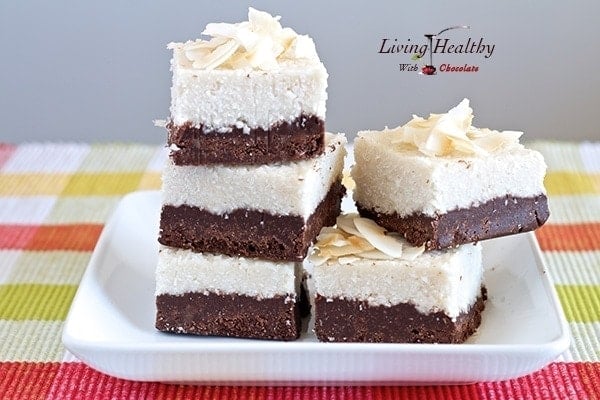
[168,114,324,165]
[160,181,345,261]
[159,133,346,261]
[311,214,486,343]
[314,290,486,343]
[358,194,548,250]
[155,246,304,340]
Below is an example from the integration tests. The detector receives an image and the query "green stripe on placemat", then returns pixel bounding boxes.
[78,144,157,173]
[45,196,121,224]
[568,322,600,362]
[0,321,65,362]
[0,284,77,320]
[556,285,600,323]
[529,141,587,171]
[8,251,89,285]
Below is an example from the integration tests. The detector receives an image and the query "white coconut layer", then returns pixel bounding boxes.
[352,130,547,217]
[161,132,346,219]
[156,246,301,299]
[170,60,327,132]
[313,243,483,319]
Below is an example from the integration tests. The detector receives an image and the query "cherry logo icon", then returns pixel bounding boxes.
[418,26,469,76]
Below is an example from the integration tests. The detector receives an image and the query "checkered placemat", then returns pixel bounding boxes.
[0,141,598,399]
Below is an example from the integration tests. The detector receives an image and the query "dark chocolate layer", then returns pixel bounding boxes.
[299,275,311,319]
[314,288,487,343]
[168,115,324,165]
[358,194,549,250]
[159,181,345,261]
[156,292,301,341]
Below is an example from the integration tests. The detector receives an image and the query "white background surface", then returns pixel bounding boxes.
[1,0,599,143]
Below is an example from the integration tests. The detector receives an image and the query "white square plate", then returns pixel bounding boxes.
[63,191,569,385]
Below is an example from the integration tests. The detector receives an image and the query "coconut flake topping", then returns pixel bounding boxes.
[389,99,523,157]
[309,214,425,266]
[168,8,320,71]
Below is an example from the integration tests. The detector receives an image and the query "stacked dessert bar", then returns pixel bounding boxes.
[312,99,549,343]
[155,8,346,340]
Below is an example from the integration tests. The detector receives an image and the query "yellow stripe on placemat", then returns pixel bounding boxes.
[0,284,77,320]
[0,175,71,196]
[0,321,65,362]
[556,285,600,323]
[137,172,162,190]
[61,173,144,196]
[545,172,600,195]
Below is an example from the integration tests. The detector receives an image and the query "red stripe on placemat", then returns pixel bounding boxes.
[44,363,486,400]
[0,225,39,249]
[0,362,60,399]
[47,364,307,400]
[26,224,103,251]
[477,363,587,400]
[47,363,152,400]
[0,361,585,399]
[0,143,16,168]
[536,223,600,252]
[573,363,600,400]
[0,224,103,251]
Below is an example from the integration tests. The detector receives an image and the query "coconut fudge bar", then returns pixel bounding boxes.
[166,8,328,165]
[352,99,549,250]
[311,214,486,343]
[159,132,346,261]
[155,246,304,340]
